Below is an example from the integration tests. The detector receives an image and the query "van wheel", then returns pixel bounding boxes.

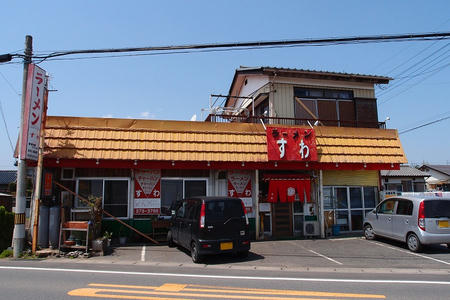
[407,233,422,252]
[167,231,175,248]
[364,224,376,240]
[191,241,202,263]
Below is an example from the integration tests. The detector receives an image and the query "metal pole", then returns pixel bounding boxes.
[319,170,325,238]
[13,35,33,258]
[254,169,260,240]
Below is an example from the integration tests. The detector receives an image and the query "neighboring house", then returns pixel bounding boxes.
[0,170,16,211]
[419,164,450,191]
[381,165,430,197]
[0,170,16,194]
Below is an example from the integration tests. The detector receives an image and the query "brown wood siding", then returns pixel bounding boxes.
[339,101,356,127]
[318,100,338,126]
[355,98,378,128]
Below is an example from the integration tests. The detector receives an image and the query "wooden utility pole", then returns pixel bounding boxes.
[13,35,32,258]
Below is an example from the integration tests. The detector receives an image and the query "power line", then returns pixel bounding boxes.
[0,70,21,95]
[2,31,448,63]
[399,115,450,134]
[0,97,15,154]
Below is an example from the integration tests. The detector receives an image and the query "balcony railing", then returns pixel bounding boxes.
[205,114,386,129]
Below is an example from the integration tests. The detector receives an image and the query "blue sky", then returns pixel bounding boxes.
[1,1,449,169]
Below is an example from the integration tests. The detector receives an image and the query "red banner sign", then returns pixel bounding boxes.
[266,127,317,161]
[228,170,253,213]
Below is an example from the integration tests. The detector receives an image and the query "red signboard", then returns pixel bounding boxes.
[44,173,52,196]
[227,170,253,213]
[266,127,317,161]
[134,169,161,215]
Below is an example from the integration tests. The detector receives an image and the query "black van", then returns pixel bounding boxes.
[167,196,251,263]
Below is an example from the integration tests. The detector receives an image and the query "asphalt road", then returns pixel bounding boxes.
[0,260,449,300]
[1,237,449,299]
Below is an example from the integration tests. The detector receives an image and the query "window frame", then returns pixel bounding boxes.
[75,177,131,219]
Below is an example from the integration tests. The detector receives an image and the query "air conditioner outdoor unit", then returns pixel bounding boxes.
[304,221,320,237]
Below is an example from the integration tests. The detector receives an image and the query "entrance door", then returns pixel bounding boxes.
[271,203,293,237]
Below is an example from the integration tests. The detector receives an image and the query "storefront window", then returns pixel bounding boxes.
[76,178,129,218]
[104,180,129,218]
[323,187,334,209]
[336,188,348,209]
[350,187,362,208]
[325,186,378,232]
[77,179,103,208]
[350,210,363,230]
[160,179,207,216]
[363,187,377,208]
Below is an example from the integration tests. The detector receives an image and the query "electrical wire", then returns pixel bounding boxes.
[377,43,450,97]
[0,71,21,95]
[14,31,450,63]
[399,115,450,134]
[0,97,15,154]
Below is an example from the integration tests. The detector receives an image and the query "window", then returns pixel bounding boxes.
[377,200,396,214]
[396,200,413,216]
[324,186,378,232]
[76,178,130,218]
[61,168,75,180]
[401,180,413,192]
[77,179,103,208]
[294,87,355,127]
[160,179,208,216]
[104,180,129,218]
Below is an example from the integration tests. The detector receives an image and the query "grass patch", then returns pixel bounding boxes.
[0,249,13,258]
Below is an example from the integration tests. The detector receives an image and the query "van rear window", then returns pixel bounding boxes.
[205,200,243,221]
[424,200,450,218]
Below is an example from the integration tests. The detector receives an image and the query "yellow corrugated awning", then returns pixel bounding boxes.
[43,116,407,164]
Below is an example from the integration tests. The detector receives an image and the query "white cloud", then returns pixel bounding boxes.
[140,111,150,118]
[102,114,113,118]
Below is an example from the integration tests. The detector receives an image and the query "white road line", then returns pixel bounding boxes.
[308,249,343,265]
[370,241,450,266]
[0,266,449,285]
[141,246,146,262]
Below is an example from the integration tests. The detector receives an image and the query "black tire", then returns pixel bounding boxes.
[407,233,422,252]
[191,241,202,263]
[364,224,376,240]
[167,231,175,248]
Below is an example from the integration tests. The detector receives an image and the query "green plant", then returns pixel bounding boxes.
[0,249,13,258]
[0,206,14,252]
[103,231,113,239]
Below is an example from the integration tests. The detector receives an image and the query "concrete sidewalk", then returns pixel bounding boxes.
[44,236,450,275]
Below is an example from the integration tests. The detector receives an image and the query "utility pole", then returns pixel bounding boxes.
[13,35,33,258]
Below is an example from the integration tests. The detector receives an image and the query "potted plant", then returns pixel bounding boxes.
[118,226,127,245]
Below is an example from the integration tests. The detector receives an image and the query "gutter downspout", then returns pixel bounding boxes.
[254,169,260,240]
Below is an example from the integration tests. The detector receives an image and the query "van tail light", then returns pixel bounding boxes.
[241,200,249,226]
[418,201,426,231]
[200,202,206,229]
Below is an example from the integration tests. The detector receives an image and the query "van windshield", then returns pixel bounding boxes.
[424,200,450,218]
[205,200,243,222]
